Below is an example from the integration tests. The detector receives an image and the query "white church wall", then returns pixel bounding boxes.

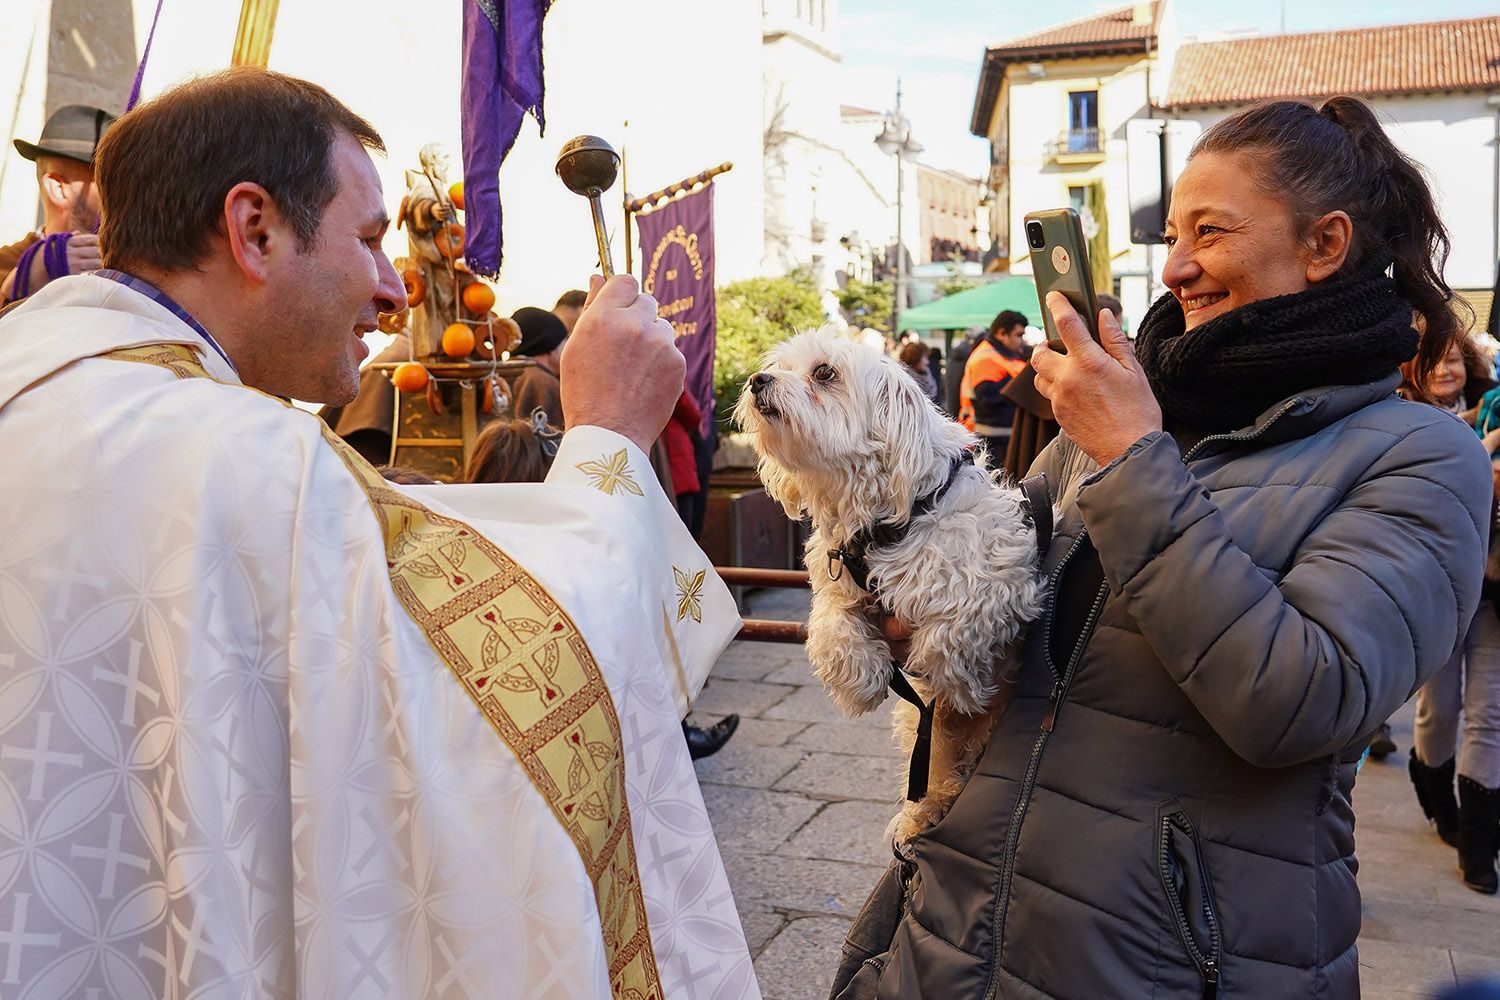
[3,0,766,311]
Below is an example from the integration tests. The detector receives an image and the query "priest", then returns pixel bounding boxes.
[0,68,758,999]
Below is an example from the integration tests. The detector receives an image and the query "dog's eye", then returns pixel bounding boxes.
[812,364,837,383]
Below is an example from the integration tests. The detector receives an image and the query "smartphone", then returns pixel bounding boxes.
[1024,208,1100,353]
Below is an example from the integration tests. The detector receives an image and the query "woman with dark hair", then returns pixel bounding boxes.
[839,97,1491,998]
[1399,335,1500,893]
[898,339,941,406]
[1371,334,1500,762]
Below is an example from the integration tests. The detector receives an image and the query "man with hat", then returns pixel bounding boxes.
[1,104,117,303]
[512,303,567,427]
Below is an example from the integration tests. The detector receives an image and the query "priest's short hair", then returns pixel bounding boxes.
[95,68,384,276]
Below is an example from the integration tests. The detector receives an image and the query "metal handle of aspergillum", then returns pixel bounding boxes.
[555,135,620,278]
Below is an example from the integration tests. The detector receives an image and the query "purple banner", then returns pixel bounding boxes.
[460,0,551,278]
[637,184,717,439]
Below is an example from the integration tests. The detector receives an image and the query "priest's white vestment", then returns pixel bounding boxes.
[0,275,760,1000]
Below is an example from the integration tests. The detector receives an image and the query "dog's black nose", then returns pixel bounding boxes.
[749,372,772,395]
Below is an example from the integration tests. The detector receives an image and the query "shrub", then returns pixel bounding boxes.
[714,269,825,427]
[837,278,893,335]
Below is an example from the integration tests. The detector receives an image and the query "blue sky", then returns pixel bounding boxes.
[838,0,1500,175]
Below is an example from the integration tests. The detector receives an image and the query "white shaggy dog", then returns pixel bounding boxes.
[736,330,1047,842]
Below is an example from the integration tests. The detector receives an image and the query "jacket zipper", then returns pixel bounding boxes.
[1157,811,1223,998]
[979,413,1305,1000]
[1181,397,1305,463]
[983,527,1110,1000]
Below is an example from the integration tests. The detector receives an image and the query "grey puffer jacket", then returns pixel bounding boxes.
[855,373,1491,999]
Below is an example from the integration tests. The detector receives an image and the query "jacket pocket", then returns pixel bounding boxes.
[828,856,913,1000]
[1156,805,1222,999]
[829,955,886,1000]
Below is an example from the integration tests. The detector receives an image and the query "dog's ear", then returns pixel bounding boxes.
[879,366,946,515]
[758,454,806,519]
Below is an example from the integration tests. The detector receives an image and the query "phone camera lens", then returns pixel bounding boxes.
[1026,221,1045,250]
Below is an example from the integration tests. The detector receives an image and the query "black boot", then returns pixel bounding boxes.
[1369,722,1398,760]
[684,715,740,761]
[1408,750,1460,847]
[1457,775,1500,894]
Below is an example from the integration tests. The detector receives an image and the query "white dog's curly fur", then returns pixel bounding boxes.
[736,330,1047,843]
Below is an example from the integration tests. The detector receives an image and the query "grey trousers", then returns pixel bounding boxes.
[1415,599,1500,788]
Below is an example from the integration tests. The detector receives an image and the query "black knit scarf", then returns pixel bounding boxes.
[1133,264,1419,433]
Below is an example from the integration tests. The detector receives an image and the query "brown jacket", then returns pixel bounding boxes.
[0,232,41,293]
[999,364,1058,482]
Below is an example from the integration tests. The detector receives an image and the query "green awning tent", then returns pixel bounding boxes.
[896,275,1040,332]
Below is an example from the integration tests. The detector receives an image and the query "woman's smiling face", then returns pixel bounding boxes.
[1161,150,1323,331]
[1426,341,1466,405]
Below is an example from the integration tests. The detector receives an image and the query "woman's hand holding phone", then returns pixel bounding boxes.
[1031,292,1162,467]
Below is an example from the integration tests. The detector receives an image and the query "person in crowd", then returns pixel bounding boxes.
[663,389,704,520]
[898,340,941,406]
[466,404,741,760]
[464,408,562,485]
[841,96,1491,999]
[554,287,587,333]
[1369,332,1500,760]
[944,328,976,419]
[510,304,566,426]
[0,68,756,996]
[676,400,718,542]
[957,308,1028,462]
[1,104,115,303]
[377,464,439,485]
[998,296,1115,480]
[1096,292,1123,327]
[1462,327,1500,441]
[320,329,409,465]
[1403,337,1500,893]
[927,345,945,409]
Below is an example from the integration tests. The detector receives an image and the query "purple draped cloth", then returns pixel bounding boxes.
[461,0,551,278]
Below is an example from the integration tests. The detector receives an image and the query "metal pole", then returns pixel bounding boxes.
[1492,107,1499,270]
[588,195,615,278]
[893,81,905,340]
[622,119,633,276]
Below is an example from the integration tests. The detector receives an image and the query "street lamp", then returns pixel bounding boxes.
[875,81,922,339]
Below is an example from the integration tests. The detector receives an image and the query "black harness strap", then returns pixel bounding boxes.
[1019,473,1052,563]
[827,452,972,594]
[888,668,934,802]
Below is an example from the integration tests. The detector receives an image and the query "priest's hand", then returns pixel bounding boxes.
[561,274,685,455]
[1031,291,1161,466]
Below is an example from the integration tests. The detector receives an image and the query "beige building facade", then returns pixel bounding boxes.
[971,1,1500,330]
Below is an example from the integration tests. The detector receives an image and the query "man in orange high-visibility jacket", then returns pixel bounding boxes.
[959,308,1029,462]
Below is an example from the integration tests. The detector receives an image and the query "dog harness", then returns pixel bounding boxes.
[825,452,973,595]
[825,463,1053,802]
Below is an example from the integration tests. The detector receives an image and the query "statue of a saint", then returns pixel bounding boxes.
[397,143,463,358]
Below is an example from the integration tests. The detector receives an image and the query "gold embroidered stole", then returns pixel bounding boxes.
[102,344,662,1000]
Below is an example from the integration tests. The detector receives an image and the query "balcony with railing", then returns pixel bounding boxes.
[1045,127,1104,163]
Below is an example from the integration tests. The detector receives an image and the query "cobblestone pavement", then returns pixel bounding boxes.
[690,590,1500,1000]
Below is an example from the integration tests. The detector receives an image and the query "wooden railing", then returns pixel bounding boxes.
[717,567,810,643]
